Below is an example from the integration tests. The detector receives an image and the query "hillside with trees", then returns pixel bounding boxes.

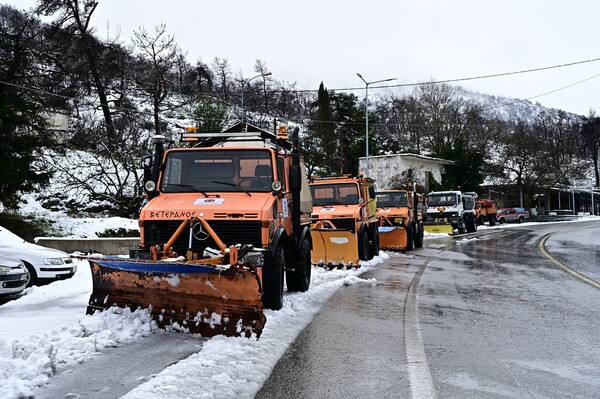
[1,1,599,219]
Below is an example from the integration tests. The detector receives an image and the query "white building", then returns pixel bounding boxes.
[359,153,455,191]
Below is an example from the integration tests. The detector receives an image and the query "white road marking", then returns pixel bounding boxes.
[404,261,437,399]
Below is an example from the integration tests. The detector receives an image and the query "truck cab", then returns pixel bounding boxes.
[424,190,477,234]
[136,123,314,310]
[309,175,379,263]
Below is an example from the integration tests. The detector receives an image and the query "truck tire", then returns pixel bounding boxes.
[488,215,496,226]
[286,237,311,292]
[466,214,477,233]
[368,228,379,259]
[406,224,414,251]
[263,245,285,310]
[414,221,424,248]
[358,230,369,261]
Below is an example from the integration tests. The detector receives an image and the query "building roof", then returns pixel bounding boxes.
[359,153,456,165]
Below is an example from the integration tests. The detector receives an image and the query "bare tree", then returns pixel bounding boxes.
[37,0,117,144]
[212,57,231,102]
[253,59,272,114]
[133,23,177,136]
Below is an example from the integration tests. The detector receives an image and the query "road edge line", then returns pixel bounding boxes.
[539,233,600,289]
[404,260,437,399]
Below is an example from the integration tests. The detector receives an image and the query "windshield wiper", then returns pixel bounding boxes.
[162,184,208,197]
[210,181,251,196]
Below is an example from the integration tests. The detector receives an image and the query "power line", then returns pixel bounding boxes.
[2,56,600,121]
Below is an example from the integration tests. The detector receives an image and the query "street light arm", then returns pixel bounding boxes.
[356,73,397,176]
[241,72,273,123]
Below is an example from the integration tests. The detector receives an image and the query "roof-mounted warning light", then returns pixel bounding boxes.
[277,125,288,140]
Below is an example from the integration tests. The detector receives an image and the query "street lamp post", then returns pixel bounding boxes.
[356,73,397,176]
[241,72,272,123]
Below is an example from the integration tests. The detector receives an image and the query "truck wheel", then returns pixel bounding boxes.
[406,225,414,250]
[414,222,424,248]
[489,216,496,226]
[368,228,379,259]
[477,215,485,226]
[286,238,311,292]
[358,230,369,261]
[466,214,477,233]
[263,245,285,310]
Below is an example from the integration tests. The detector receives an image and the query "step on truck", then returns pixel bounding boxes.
[376,189,424,251]
[85,123,313,338]
[423,190,477,235]
[309,175,379,267]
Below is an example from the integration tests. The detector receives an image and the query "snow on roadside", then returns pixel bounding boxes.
[0,246,387,399]
[122,255,384,399]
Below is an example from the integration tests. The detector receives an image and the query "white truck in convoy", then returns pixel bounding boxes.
[423,190,477,235]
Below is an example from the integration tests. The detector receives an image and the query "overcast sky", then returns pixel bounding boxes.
[7,0,600,115]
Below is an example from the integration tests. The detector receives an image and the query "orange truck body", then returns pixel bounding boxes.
[309,175,379,267]
[86,123,313,338]
[376,189,423,251]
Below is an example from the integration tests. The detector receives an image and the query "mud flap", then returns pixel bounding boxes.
[423,224,454,235]
[310,229,359,267]
[87,258,266,338]
[378,226,408,251]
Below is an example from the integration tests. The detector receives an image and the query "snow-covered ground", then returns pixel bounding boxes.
[1,204,597,398]
[0,207,390,399]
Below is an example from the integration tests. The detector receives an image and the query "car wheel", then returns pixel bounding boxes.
[24,263,37,287]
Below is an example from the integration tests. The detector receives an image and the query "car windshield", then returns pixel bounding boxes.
[160,149,273,193]
[428,193,458,207]
[310,183,359,206]
[376,192,408,207]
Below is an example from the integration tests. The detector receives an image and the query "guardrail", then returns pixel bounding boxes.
[34,237,140,256]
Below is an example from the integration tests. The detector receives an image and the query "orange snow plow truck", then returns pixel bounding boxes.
[309,175,379,267]
[376,189,423,251]
[86,123,313,338]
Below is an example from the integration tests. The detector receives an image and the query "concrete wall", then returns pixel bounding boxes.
[34,237,140,256]
[359,153,454,190]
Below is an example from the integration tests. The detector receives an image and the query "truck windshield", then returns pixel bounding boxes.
[428,193,458,207]
[311,183,359,206]
[376,192,408,207]
[161,149,273,193]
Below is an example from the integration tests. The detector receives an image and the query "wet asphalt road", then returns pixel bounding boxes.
[256,220,600,398]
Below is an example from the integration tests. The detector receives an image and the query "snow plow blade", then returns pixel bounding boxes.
[310,229,359,267]
[87,258,266,338]
[423,223,454,235]
[379,226,408,251]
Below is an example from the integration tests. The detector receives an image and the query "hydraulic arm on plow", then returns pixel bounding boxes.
[86,123,314,338]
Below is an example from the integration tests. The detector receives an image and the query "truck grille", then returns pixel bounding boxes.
[144,220,263,253]
[320,218,355,232]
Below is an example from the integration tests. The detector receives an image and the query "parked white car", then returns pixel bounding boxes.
[0,226,76,287]
[0,255,29,296]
